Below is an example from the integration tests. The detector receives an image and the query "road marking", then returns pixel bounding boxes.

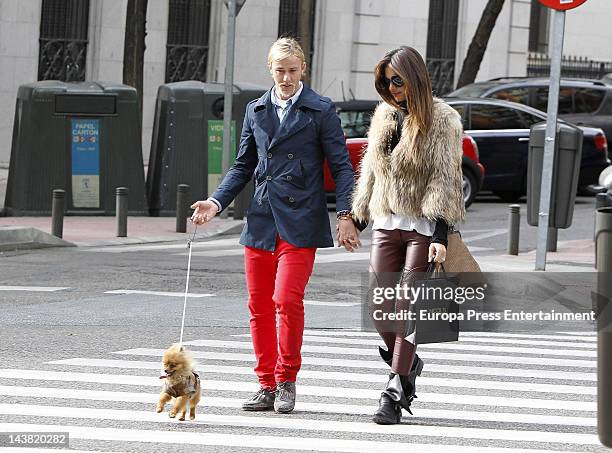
[314,252,370,263]
[0,369,595,411]
[0,405,600,446]
[461,229,507,243]
[183,339,597,367]
[0,423,592,453]
[180,248,244,257]
[304,300,360,307]
[85,237,241,253]
[0,385,595,427]
[104,290,215,298]
[303,329,597,342]
[235,333,597,350]
[49,358,596,395]
[113,348,597,381]
[0,286,70,292]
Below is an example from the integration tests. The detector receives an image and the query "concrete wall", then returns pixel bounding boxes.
[0,0,41,165]
[563,0,612,61]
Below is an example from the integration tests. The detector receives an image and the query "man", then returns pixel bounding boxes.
[191,38,360,414]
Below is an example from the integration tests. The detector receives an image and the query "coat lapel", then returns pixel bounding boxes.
[269,85,322,149]
[252,89,278,147]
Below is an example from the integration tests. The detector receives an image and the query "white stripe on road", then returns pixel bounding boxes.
[461,229,507,243]
[85,237,241,253]
[0,369,596,411]
[49,358,596,395]
[0,385,595,427]
[0,404,600,446]
[113,348,597,381]
[303,330,597,342]
[0,286,70,292]
[0,423,592,453]
[104,290,215,298]
[315,252,370,263]
[179,248,244,257]
[182,339,597,368]
[304,300,360,307]
[294,335,597,357]
[235,333,597,350]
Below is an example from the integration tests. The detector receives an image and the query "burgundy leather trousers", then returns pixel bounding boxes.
[368,229,430,375]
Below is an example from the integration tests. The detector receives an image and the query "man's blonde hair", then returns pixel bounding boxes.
[267,37,305,67]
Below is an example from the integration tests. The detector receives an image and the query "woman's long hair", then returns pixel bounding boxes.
[374,46,433,147]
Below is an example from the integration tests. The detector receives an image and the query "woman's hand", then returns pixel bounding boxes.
[336,219,361,252]
[428,243,447,263]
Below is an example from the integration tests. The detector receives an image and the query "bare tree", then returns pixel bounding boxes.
[456,0,506,89]
[123,0,148,118]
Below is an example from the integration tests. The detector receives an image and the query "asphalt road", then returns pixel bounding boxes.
[0,196,607,452]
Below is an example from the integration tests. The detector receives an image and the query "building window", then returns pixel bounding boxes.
[277,0,316,83]
[528,0,549,54]
[426,0,459,95]
[38,0,90,82]
[166,0,212,83]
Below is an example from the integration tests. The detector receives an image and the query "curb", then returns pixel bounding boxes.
[0,226,76,251]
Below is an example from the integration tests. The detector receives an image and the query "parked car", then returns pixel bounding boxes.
[333,98,609,202]
[444,98,610,201]
[324,134,485,208]
[448,77,612,145]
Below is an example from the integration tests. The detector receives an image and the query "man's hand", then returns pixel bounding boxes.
[190,200,219,225]
[428,243,447,263]
[336,219,361,252]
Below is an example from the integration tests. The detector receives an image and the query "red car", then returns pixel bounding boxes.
[325,135,485,208]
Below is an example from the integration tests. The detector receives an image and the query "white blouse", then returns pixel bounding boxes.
[372,213,435,237]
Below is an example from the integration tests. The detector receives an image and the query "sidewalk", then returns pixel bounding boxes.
[0,165,595,271]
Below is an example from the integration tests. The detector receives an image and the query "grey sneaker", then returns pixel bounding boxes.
[274,381,296,413]
[242,387,276,411]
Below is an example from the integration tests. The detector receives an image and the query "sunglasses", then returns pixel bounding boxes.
[383,75,404,88]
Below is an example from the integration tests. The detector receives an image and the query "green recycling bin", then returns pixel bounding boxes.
[4,81,147,215]
[527,121,583,229]
[146,81,267,216]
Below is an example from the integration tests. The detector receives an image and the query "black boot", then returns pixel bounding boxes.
[378,347,424,400]
[373,373,410,425]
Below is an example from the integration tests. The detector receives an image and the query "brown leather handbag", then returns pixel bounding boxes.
[444,231,483,288]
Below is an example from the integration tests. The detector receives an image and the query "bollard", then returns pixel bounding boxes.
[507,204,520,255]
[595,193,609,241]
[116,187,128,237]
[176,184,190,233]
[596,207,612,448]
[546,227,558,252]
[51,189,65,238]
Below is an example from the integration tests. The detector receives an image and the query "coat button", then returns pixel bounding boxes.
[266,175,272,181]
[289,197,295,203]
[287,153,294,159]
[286,175,293,181]
[267,153,272,158]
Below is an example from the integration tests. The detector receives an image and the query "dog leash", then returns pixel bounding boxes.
[179,224,198,345]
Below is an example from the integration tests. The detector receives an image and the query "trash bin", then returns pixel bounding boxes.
[146,81,267,216]
[4,81,147,216]
[527,122,583,228]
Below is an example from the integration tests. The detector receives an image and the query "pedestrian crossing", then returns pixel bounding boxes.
[0,329,604,452]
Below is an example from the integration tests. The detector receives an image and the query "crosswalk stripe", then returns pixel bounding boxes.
[0,385,595,427]
[85,237,242,253]
[0,404,600,446]
[182,340,597,367]
[234,333,597,350]
[0,423,592,453]
[113,348,597,381]
[181,248,244,257]
[0,286,70,292]
[48,358,596,395]
[104,290,215,298]
[0,369,596,411]
[296,335,597,357]
[303,300,360,307]
[303,330,597,342]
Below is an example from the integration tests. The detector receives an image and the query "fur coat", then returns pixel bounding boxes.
[351,98,465,225]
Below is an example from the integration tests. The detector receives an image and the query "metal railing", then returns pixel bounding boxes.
[527,53,612,79]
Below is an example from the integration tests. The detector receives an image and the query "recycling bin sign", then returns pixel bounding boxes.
[71,118,100,208]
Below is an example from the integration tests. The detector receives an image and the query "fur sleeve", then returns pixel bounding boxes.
[420,103,465,224]
[351,144,375,222]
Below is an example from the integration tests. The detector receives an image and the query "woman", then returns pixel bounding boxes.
[349,46,464,425]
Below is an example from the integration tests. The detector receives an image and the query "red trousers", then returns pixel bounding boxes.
[244,237,316,389]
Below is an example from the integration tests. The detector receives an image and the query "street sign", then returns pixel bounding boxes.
[538,0,587,11]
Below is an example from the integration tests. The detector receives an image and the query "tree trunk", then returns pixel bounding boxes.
[456,0,506,89]
[123,0,148,119]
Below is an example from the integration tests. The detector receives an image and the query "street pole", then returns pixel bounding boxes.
[220,0,237,219]
[535,9,565,271]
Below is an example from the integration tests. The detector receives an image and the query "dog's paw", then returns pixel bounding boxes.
[178,415,186,421]
[168,411,176,418]
[155,405,163,413]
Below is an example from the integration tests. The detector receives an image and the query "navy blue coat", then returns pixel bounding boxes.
[211,86,355,251]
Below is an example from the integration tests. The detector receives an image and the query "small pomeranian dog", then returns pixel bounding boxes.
[156,344,201,421]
